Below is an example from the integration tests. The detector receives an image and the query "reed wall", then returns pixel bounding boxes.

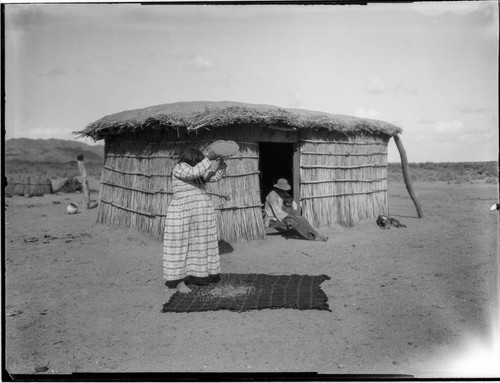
[98,126,265,242]
[299,131,389,227]
[97,125,390,242]
[5,175,53,196]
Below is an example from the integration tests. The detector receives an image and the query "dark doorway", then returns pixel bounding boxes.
[259,142,294,203]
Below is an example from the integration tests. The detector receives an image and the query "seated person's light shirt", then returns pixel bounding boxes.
[264,190,298,222]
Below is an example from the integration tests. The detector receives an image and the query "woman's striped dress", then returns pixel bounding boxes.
[163,158,224,286]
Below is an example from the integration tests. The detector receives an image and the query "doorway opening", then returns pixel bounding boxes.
[259,142,295,203]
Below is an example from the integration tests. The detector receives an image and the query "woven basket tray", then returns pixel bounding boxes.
[207,140,239,158]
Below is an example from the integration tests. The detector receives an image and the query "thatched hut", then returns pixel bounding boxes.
[5,175,53,196]
[77,101,417,242]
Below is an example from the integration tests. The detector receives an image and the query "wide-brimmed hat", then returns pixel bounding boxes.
[273,178,291,191]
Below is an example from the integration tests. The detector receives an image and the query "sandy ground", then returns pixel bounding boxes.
[3,180,499,378]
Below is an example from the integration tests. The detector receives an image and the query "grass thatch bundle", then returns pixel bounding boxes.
[55,178,83,193]
[5,175,53,196]
[76,101,402,140]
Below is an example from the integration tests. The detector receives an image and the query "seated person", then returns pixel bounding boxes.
[264,178,328,241]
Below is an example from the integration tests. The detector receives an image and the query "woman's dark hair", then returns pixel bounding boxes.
[178,147,204,166]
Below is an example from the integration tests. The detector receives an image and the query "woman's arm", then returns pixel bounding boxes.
[173,158,211,181]
[205,169,225,183]
[204,160,227,183]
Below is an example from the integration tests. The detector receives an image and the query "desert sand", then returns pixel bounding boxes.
[3,180,499,377]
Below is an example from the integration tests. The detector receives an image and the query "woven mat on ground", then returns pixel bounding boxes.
[162,273,331,313]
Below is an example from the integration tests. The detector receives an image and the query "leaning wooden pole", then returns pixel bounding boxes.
[76,154,91,209]
[393,134,423,218]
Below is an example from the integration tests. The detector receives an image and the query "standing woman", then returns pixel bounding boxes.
[163,147,226,293]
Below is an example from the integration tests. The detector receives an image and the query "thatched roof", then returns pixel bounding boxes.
[77,101,402,141]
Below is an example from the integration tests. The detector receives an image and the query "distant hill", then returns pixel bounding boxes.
[388,161,498,183]
[5,138,104,163]
[5,138,104,178]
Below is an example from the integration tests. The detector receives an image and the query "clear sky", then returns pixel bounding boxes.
[4,1,499,162]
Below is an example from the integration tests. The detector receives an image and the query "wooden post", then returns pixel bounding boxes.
[293,142,301,205]
[76,154,91,209]
[393,134,423,218]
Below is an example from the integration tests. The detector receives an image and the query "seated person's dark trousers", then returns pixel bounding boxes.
[281,214,322,240]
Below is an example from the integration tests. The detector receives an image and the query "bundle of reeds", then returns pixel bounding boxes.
[5,175,53,196]
[55,178,83,193]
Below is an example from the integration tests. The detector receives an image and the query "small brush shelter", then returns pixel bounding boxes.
[77,101,420,242]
